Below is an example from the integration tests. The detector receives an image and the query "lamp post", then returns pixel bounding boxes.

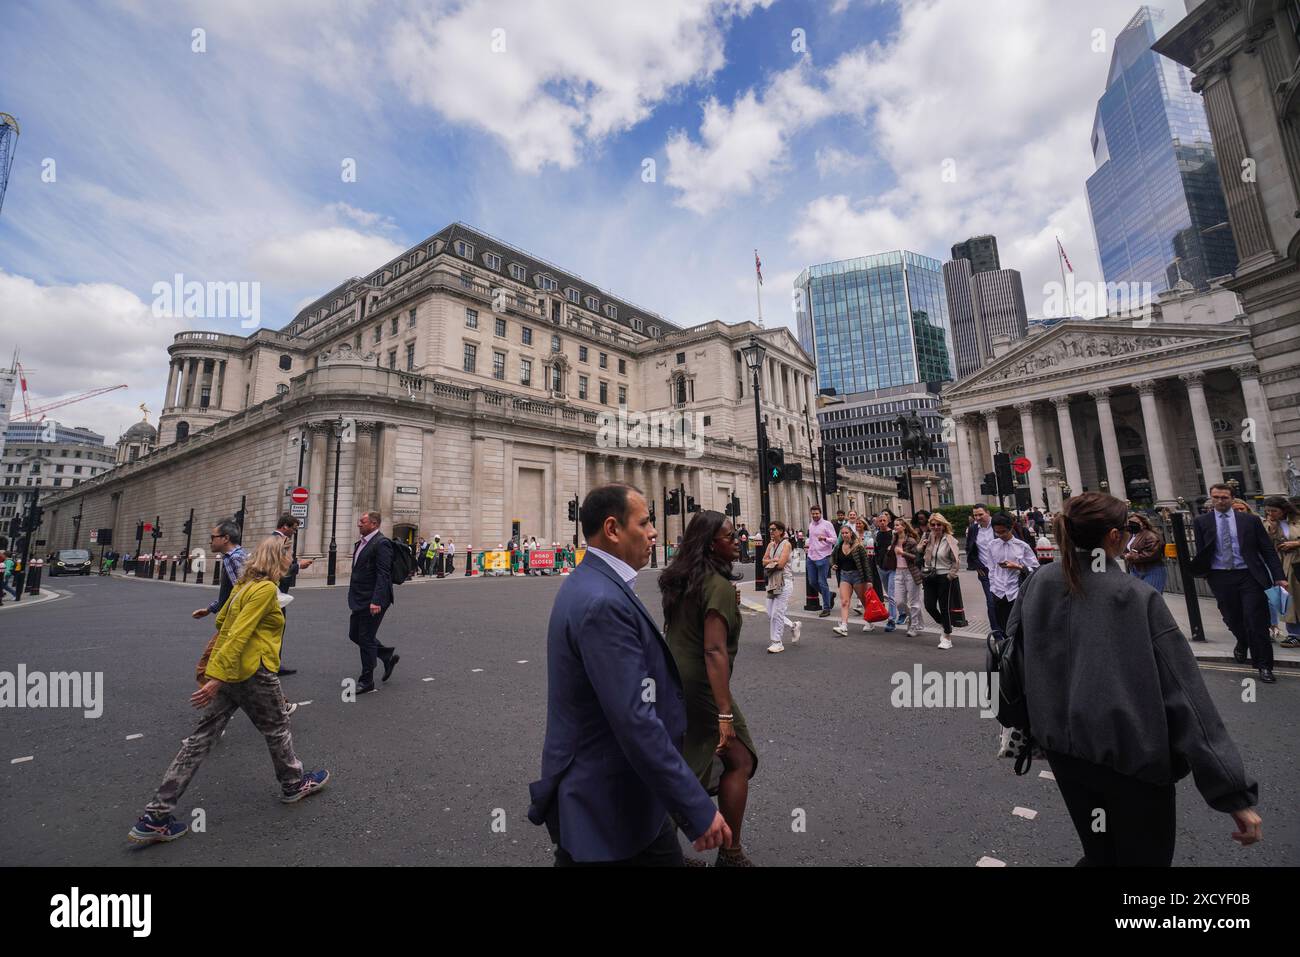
[326,416,345,586]
[923,479,934,511]
[740,335,770,591]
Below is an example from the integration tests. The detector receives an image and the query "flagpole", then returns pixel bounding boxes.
[754,249,764,327]
[1057,236,1068,318]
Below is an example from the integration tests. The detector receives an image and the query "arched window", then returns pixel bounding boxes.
[176,421,190,441]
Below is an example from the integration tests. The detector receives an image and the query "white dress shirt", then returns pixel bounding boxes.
[988,536,1039,599]
[585,545,638,584]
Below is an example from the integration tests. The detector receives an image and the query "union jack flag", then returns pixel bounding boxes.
[754,249,763,286]
[1056,237,1073,273]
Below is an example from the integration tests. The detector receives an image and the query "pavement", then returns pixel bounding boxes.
[740,567,1300,669]
[1,569,1295,867]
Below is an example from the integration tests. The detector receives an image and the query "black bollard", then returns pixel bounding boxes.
[169,560,178,582]
[1170,511,1205,642]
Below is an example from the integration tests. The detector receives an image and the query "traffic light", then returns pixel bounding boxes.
[666,489,681,516]
[135,520,144,542]
[895,474,910,501]
[994,451,1015,493]
[25,505,44,533]
[8,514,22,539]
[1014,486,1032,510]
[765,447,786,483]
[567,498,578,522]
[686,495,699,513]
[152,521,162,539]
[824,445,840,494]
[648,501,657,526]
[980,472,997,496]
[783,463,803,482]
[183,517,194,536]
[729,494,740,518]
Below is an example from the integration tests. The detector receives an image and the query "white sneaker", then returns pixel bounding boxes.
[862,620,874,632]
[905,627,918,638]
[938,637,952,650]
[766,642,785,654]
[791,622,802,644]
[832,624,848,636]
[284,702,299,716]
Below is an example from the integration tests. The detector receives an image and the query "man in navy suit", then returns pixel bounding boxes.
[528,483,730,865]
[1191,484,1287,683]
[347,509,398,695]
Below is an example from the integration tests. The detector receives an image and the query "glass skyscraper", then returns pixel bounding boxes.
[796,250,954,396]
[1086,6,1237,308]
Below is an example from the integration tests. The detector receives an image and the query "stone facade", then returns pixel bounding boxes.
[38,223,889,575]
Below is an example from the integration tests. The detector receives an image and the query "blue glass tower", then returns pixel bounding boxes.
[1086,7,1237,306]
[795,250,954,396]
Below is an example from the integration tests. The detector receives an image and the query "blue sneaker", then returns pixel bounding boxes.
[128,813,189,844]
[884,620,896,633]
[281,769,330,804]
[897,612,909,626]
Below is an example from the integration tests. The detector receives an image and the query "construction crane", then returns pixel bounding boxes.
[14,362,128,421]
[0,113,18,217]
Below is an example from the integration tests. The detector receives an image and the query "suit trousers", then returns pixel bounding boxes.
[1206,569,1273,670]
[552,816,684,867]
[1045,749,1176,867]
[978,574,1003,638]
[348,606,393,683]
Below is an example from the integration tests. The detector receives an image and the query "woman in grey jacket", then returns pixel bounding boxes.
[1008,492,1262,866]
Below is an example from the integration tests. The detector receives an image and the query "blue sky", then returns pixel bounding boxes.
[0,0,1176,440]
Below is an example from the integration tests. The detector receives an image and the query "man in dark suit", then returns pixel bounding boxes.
[528,483,730,866]
[272,513,314,678]
[1191,483,1287,683]
[347,509,398,695]
[965,505,1002,639]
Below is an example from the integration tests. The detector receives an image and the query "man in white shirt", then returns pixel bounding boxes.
[965,505,1003,638]
[988,511,1039,633]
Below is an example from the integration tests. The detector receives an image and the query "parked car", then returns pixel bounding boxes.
[50,548,93,576]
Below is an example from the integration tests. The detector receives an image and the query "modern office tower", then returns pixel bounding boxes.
[942,258,1028,379]
[950,235,1001,275]
[1085,6,1237,310]
[795,250,954,397]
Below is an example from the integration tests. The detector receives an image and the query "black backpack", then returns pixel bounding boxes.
[390,541,416,585]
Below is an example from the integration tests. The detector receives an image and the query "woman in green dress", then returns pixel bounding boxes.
[659,510,758,867]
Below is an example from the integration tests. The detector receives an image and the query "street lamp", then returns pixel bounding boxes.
[326,416,345,586]
[1061,482,1073,501]
[740,335,770,591]
[923,479,934,511]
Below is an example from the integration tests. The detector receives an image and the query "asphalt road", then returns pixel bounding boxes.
[1,571,1296,866]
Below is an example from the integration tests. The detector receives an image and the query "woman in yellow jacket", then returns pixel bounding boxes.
[129,536,330,844]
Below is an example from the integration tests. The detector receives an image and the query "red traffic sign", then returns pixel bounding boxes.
[1013,456,1032,475]
[290,487,310,505]
[143,523,153,533]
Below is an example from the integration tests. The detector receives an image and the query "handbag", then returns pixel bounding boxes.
[986,607,1034,775]
[789,548,806,577]
[862,585,890,622]
[765,566,786,595]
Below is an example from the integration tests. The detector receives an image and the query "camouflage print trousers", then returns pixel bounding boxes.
[145,666,303,815]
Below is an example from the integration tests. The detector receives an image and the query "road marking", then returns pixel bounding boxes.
[1038,770,1055,781]
[125,733,143,741]
[422,677,435,682]
[471,668,484,673]
[294,700,312,707]
[516,660,528,664]
[11,755,34,764]
[1012,807,1038,820]
[975,856,1005,867]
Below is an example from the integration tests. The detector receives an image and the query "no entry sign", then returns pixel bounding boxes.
[290,487,309,505]
[1013,457,1032,475]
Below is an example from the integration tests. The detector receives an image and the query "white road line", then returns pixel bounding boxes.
[11,756,34,764]
[294,700,312,707]
[516,660,528,664]
[975,856,1006,867]
[422,677,435,682]
[1038,770,1056,781]
[1012,807,1038,820]
[125,733,144,741]
[471,668,484,673]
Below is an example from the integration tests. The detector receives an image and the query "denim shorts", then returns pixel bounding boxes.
[841,570,864,586]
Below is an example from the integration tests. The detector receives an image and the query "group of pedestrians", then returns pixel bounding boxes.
[416,536,455,577]
[128,506,401,844]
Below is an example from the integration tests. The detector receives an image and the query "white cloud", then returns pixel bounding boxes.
[814,146,870,177]
[0,271,182,442]
[386,0,773,173]
[251,226,408,291]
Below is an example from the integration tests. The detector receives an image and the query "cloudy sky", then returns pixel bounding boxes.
[0,0,1180,442]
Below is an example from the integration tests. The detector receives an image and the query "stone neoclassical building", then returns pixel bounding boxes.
[37,223,892,573]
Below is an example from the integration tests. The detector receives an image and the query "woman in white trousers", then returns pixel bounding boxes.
[763,521,801,653]
[892,517,924,638]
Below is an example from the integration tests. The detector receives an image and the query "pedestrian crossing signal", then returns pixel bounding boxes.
[666,489,681,516]
[765,447,786,483]
[567,499,578,522]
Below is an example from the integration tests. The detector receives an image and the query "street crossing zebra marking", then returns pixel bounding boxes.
[294,700,312,707]
[422,677,435,682]
[975,856,1005,867]
[471,668,484,673]
[11,756,34,764]
[1012,807,1038,820]
[516,660,528,664]
[125,734,143,741]
[1038,770,1055,781]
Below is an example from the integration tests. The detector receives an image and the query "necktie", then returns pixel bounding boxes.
[1217,512,1234,568]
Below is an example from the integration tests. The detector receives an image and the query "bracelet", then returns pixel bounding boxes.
[717,713,734,721]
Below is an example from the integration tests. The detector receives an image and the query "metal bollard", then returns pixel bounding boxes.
[465,547,473,576]
[170,558,178,581]
[196,569,205,585]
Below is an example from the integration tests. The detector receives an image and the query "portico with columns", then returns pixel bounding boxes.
[942,320,1280,508]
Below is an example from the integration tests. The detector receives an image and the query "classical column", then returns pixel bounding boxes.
[352,421,377,516]
[1179,371,1223,491]
[215,359,227,410]
[375,422,397,523]
[1050,395,1083,494]
[1135,380,1176,504]
[953,414,974,504]
[420,428,438,544]
[307,423,329,556]
[164,361,179,411]
[1014,402,1042,499]
[1233,362,1284,493]
[1197,70,1276,265]
[982,408,1002,458]
[1089,388,1125,497]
